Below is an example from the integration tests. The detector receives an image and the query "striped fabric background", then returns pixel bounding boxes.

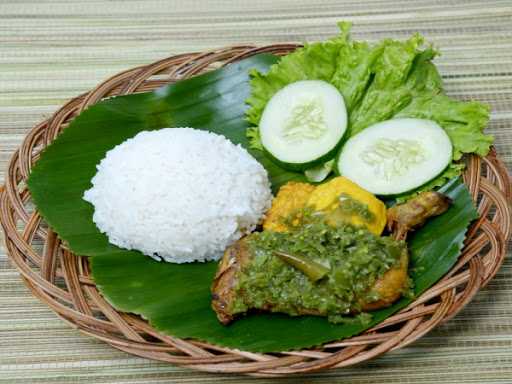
[1,1,511,382]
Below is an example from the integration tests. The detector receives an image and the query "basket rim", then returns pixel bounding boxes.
[1,44,511,376]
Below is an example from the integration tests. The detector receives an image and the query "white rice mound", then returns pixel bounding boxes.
[83,128,272,263]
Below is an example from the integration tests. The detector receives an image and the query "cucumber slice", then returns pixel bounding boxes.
[259,80,347,171]
[337,118,453,195]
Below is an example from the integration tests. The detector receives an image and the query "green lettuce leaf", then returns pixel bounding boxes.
[246,23,492,198]
[246,126,263,150]
[245,23,350,128]
[396,93,492,160]
[330,30,380,111]
[348,35,423,136]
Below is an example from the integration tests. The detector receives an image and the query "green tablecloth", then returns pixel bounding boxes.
[1,1,511,382]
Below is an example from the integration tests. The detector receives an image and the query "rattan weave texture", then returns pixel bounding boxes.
[1,46,511,376]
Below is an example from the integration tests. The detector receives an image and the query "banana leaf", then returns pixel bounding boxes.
[28,54,304,258]
[90,177,476,352]
[27,54,478,352]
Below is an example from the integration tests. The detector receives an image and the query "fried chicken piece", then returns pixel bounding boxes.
[211,238,252,325]
[365,191,451,309]
[211,234,409,325]
[387,191,451,240]
[361,249,409,310]
[212,184,450,325]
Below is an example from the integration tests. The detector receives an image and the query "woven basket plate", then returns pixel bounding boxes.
[1,46,511,376]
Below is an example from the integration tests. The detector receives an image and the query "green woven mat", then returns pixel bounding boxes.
[1,0,511,382]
